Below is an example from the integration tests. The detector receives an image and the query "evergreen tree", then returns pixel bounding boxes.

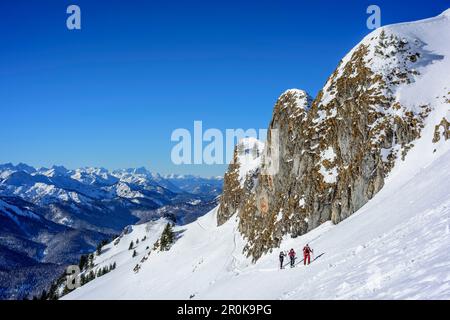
[88,253,94,268]
[129,241,134,250]
[80,273,87,286]
[96,239,109,256]
[132,250,138,258]
[96,243,102,256]
[79,254,88,270]
[159,223,175,251]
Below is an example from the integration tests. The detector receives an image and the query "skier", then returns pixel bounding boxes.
[279,251,286,269]
[303,244,313,265]
[288,248,296,268]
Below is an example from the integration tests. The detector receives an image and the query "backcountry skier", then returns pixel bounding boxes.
[279,251,286,269]
[303,244,313,265]
[288,248,296,268]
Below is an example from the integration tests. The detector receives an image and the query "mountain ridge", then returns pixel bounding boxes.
[0,163,223,299]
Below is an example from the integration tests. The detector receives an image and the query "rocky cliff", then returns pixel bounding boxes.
[218,12,450,260]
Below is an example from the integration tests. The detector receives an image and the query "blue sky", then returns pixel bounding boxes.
[0,0,448,176]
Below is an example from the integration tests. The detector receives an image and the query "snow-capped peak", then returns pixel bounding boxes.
[280,89,312,110]
[41,165,69,177]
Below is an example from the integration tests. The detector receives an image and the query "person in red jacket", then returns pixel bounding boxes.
[303,244,313,265]
[288,248,296,268]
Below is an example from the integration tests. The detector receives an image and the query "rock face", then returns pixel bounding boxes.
[218,138,264,226]
[433,117,450,143]
[218,21,448,260]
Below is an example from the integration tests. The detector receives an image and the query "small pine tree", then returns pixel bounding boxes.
[80,273,87,286]
[88,253,94,268]
[96,243,102,256]
[79,254,88,270]
[159,223,175,251]
[96,239,108,256]
[129,241,134,250]
[132,250,138,258]
[136,238,139,244]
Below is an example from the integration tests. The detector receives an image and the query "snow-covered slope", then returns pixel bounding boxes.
[65,147,450,300]
[81,219,170,285]
[0,164,223,299]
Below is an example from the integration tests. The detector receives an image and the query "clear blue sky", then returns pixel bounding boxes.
[0,0,447,176]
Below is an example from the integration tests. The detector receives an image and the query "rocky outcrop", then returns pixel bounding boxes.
[218,138,264,226]
[433,117,450,143]
[218,26,443,261]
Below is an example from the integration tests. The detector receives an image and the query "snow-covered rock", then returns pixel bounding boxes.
[217,137,264,225]
[218,8,450,260]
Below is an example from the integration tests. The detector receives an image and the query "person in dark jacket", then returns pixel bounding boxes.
[279,251,286,269]
[288,248,296,268]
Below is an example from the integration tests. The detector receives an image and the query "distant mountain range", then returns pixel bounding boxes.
[0,163,222,299]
